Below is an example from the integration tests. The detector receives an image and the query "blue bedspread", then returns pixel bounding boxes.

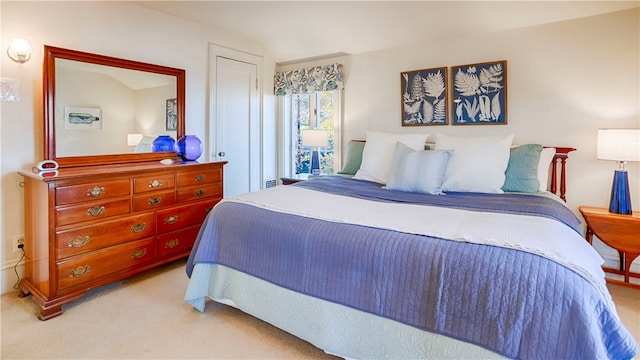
[186,177,637,360]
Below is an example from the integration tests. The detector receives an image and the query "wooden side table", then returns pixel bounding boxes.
[579,206,640,288]
[281,174,309,185]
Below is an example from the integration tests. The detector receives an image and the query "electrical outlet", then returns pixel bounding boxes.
[13,235,24,252]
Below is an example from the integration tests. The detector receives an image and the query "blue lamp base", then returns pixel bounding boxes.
[310,149,320,176]
[609,170,632,215]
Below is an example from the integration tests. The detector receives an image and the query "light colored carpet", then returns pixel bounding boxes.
[1,259,638,359]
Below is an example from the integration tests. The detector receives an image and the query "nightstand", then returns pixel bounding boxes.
[579,206,640,288]
[280,174,310,185]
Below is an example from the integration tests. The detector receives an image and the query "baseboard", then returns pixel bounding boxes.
[1,260,24,295]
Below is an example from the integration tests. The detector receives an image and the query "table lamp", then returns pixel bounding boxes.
[597,129,640,214]
[302,129,329,176]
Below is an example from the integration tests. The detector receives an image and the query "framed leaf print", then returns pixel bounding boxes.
[451,60,507,125]
[401,67,448,126]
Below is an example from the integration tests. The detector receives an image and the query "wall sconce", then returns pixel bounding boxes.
[597,128,640,214]
[7,37,32,63]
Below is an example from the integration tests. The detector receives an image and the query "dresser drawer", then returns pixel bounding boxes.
[133,190,176,212]
[133,174,175,194]
[176,183,222,203]
[157,225,200,258]
[57,238,155,291]
[56,198,131,226]
[56,179,130,206]
[157,199,218,234]
[177,168,222,187]
[56,213,155,259]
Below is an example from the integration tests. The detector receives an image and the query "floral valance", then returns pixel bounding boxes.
[274,63,343,96]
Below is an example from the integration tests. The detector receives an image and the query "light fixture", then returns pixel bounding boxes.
[127,133,143,147]
[7,37,32,64]
[597,129,640,215]
[302,129,329,176]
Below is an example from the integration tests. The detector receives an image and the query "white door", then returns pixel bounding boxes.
[213,54,260,198]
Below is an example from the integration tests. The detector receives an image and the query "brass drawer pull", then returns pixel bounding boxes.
[164,215,178,224]
[69,265,91,277]
[130,223,147,233]
[131,248,147,259]
[195,189,206,197]
[148,197,162,206]
[148,179,163,188]
[68,235,90,248]
[87,206,106,217]
[165,239,179,249]
[195,174,206,182]
[86,187,105,197]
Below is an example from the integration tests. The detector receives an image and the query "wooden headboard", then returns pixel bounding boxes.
[550,147,576,201]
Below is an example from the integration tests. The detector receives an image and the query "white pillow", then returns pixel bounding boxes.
[354,131,429,184]
[537,147,556,192]
[435,133,515,193]
[386,142,452,194]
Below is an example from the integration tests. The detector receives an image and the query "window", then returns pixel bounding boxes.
[281,91,341,176]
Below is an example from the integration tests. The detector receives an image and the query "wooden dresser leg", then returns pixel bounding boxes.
[38,305,64,321]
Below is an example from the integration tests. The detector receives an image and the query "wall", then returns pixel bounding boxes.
[0,1,277,294]
[283,9,640,272]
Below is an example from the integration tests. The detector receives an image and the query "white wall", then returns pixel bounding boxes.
[0,1,277,294]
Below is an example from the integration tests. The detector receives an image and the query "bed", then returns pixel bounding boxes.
[184,133,638,359]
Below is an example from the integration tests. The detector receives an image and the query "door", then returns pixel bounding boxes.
[212,52,260,198]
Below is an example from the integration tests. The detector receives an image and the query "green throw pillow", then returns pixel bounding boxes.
[338,141,366,175]
[502,144,543,193]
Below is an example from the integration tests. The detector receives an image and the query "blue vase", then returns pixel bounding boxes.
[152,135,176,152]
[176,135,203,161]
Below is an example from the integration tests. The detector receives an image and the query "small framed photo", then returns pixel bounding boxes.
[451,60,507,125]
[166,98,177,131]
[64,107,103,130]
[401,67,448,126]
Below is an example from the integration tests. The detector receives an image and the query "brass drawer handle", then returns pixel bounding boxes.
[87,206,106,217]
[164,215,178,224]
[130,223,147,233]
[148,179,163,188]
[68,235,90,248]
[195,174,206,182]
[195,189,206,197]
[165,239,179,249]
[131,248,147,259]
[86,187,105,197]
[69,265,90,277]
[148,197,162,206]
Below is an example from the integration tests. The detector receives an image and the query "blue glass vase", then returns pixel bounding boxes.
[151,135,176,152]
[176,135,203,161]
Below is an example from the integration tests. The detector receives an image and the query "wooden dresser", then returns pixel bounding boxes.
[18,161,225,320]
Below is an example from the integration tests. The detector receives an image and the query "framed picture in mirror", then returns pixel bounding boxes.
[166,98,177,131]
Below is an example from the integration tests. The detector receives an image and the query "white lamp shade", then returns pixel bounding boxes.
[597,129,640,162]
[127,133,143,146]
[302,129,329,147]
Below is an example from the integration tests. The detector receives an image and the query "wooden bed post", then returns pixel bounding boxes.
[550,147,576,201]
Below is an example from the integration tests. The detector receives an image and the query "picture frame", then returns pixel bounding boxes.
[64,107,103,130]
[451,60,507,125]
[166,98,177,131]
[401,67,448,126]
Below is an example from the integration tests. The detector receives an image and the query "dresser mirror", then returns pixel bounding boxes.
[44,45,185,167]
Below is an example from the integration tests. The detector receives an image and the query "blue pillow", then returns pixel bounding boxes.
[337,141,366,175]
[386,142,451,195]
[502,144,543,193]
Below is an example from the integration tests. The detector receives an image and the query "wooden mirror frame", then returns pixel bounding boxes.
[43,45,185,168]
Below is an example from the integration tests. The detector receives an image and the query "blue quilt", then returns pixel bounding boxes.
[187,177,638,360]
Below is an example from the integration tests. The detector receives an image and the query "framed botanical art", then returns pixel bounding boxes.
[166,98,177,131]
[401,67,448,126]
[451,60,507,125]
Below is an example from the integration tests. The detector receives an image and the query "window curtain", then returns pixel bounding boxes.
[274,63,343,95]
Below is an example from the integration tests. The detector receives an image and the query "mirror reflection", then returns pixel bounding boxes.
[55,59,177,157]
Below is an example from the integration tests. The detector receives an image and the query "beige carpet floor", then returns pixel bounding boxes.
[1,259,638,359]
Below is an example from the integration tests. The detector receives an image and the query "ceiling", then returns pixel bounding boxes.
[136,1,639,64]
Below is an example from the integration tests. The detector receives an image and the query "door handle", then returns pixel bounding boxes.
[218,152,226,157]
